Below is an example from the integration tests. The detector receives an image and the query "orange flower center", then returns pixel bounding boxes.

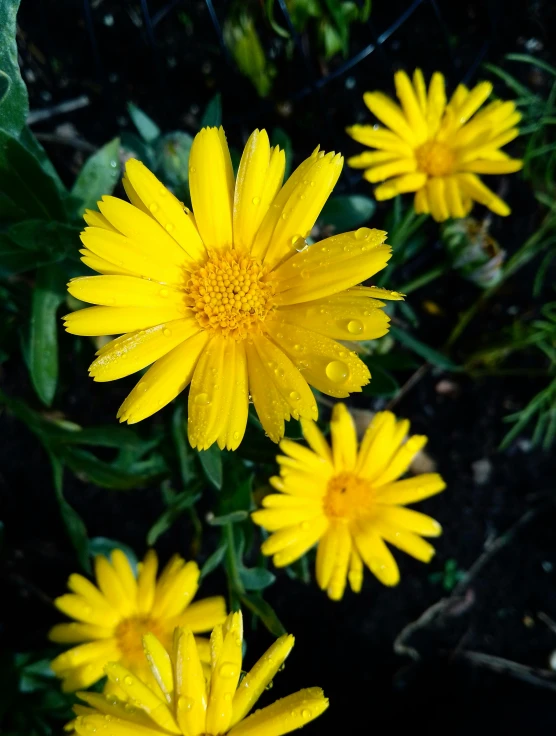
[415,140,455,177]
[187,251,276,339]
[115,616,168,666]
[323,472,373,520]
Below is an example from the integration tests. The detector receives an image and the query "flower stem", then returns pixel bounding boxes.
[399,262,446,294]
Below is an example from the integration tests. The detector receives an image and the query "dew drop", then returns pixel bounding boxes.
[233,431,240,440]
[300,268,310,279]
[124,676,133,685]
[109,159,118,168]
[302,708,312,719]
[149,202,159,213]
[310,180,315,186]
[190,166,196,173]
[292,234,308,252]
[194,393,211,405]
[281,212,288,220]
[159,186,168,196]
[219,661,237,679]
[354,227,370,240]
[104,715,112,722]
[178,696,194,711]
[159,288,169,297]
[300,521,309,530]
[252,196,261,205]
[325,360,349,383]
[165,223,174,233]
[163,328,172,337]
[224,692,232,702]
[347,319,363,335]
[289,391,301,402]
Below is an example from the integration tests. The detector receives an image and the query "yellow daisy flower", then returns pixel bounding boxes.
[346,69,523,221]
[49,549,226,692]
[71,611,329,736]
[64,127,403,450]
[252,404,446,600]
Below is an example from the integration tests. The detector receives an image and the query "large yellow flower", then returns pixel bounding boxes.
[64,127,402,450]
[252,404,446,600]
[71,611,329,736]
[49,550,226,692]
[346,69,523,221]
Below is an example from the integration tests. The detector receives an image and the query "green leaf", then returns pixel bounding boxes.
[89,537,139,572]
[200,541,228,579]
[61,446,165,490]
[198,445,223,489]
[207,510,248,526]
[200,94,222,129]
[240,592,286,636]
[318,194,375,232]
[53,424,145,450]
[239,566,275,591]
[271,127,292,178]
[120,130,156,167]
[127,102,161,143]
[0,0,28,136]
[47,451,91,573]
[390,326,459,370]
[71,137,121,217]
[29,265,66,406]
[146,490,200,545]
[0,131,65,220]
[171,404,196,485]
[154,131,193,193]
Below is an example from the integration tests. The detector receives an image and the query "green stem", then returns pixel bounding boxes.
[224,523,244,607]
[399,262,446,294]
[378,206,428,286]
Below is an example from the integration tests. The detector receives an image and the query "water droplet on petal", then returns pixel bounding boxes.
[163,328,172,337]
[224,692,232,702]
[252,196,261,205]
[178,696,194,711]
[194,393,211,405]
[355,227,370,240]
[149,203,159,213]
[289,391,301,401]
[190,166,196,173]
[165,223,174,233]
[300,268,310,279]
[159,186,168,196]
[233,431,240,440]
[347,319,363,335]
[124,675,133,685]
[302,708,312,719]
[219,661,237,679]
[325,360,349,383]
[159,288,169,297]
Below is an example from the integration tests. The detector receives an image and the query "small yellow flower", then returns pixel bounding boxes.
[64,127,403,450]
[49,550,226,692]
[252,404,446,600]
[71,611,329,736]
[346,69,523,221]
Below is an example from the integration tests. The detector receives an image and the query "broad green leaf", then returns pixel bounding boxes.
[55,424,145,450]
[61,446,165,490]
[29,265,66,406]
[0,0,28,136]
[71,137,121,216]
[198,444,223,489]
[0,131,65,220]
[271,127,292,178]
[390,325,459,370]
[0,233,59,277]
[89,537,139,572]
[146,490,200,545]
[155,131,193,193]
[239,566,275,591]
[128,102,161,143]
[48,451,91,573]
[200,541,228,579]
[19,126,67,193]
[200,93,222,129]
[240,592,286,636]
[121,130,156,167]
[318,194,375,232]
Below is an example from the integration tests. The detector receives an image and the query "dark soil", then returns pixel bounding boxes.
[3,1,556,734]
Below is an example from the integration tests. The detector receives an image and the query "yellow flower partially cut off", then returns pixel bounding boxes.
[49,550,226,692]
[347,69,523,221]
[71,611,329,736]
[65,127,403,450]
[252,404,446,600]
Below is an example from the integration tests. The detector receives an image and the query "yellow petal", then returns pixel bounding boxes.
[459,159,523,175]
[76,691,155,727]
[104,663,180,733]
[48,622,114,644]
[279,438,332,476]
[347,150,401,168]
[188,335,249,450]
[173,596,227,632]
[53,593,120,627]
[50,639,119,676]
[373,435,428,486]
[80,250,138,277]
[427,177,450,222]
[329,402,357,471]
[456,172,511,216]
[228,687,329,736]
[205,612,243,736]
[98,195,190,269]
[270,517,328,567]
[266,320,370,399]
[94,555,135,616]
[452,81,492,127]
[143,633,174,703]
[124,159,205,262]
[363,92,416,144]
[137,549,158,614]
[270,471,327,499]
[231,634,295,727]
[245,339,290,442]
[325,522,352,601]
[375,473,446,505]
[83,208,115,230]
[67,274,186,310]
[263,151,344,269]
[444,176,466,218]
[378,507,442,537]
[414,186,430,214]
[58,657,114,693]
[394,70,428,143]
[261,494,322,510]
[189,126,234,250]
[75,715,162,736]
[426,72,446,135]
[299,419,332,463]
[278,292,390,342]
[375,522,436,562]
[353,524,400,586]
[363,158,417,183]
[234,129,285,252]
[118,331,209,424]
[111,549,138,601]
[67,573,115,611]
[251,506,322,532]
[64,305,187,337]
[412,69,427,115]
[348,544,364,593]
[273,230,390,306]
[345,125,413,156]
[347,284,404,300]
[152,561,199,619]
[252,334,318,421]
[173,628,207,736]
[374,172,427,199]
[261,517,326,557]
